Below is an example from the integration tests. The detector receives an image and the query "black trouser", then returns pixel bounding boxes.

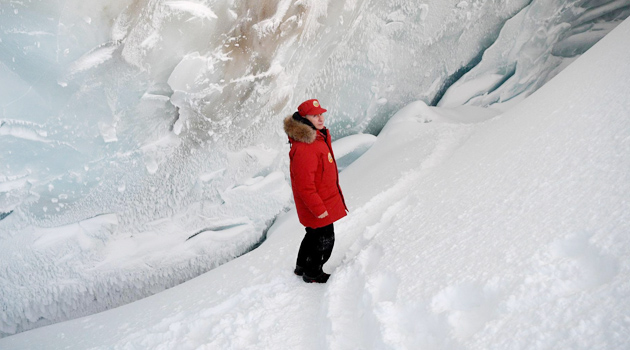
[296,223,335,277]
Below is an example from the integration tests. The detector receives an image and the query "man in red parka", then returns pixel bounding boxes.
[284,99,348,283]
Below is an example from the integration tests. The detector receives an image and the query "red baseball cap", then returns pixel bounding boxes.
[297,99,327,116]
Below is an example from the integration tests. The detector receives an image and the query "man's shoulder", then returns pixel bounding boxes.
[285,116,317,144]
[291,138,327,158]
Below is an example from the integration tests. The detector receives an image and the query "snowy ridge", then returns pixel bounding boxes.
[2,17,628,349]
[438,0,630,108]
[0,212,261,337]
[163,1,218,21]
[0,119,50,143]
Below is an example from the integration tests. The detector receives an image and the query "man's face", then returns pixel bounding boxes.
[305,114,325,130]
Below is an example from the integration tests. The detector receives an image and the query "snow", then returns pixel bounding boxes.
[329,133,377,172]
[163,1,218,21]
[64,44,118,77]
[2,0,630,342]
[1,15,629,350]
[437,0,630,108]
[0,120,52,144]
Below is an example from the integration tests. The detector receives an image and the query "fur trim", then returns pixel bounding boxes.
[284,115,317,144]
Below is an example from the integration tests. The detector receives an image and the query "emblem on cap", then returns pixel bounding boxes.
[313,100,320,107]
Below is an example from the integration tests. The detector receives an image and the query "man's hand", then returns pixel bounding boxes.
[318,211,329,219]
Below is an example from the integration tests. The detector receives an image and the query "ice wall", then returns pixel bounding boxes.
[438,0,630,108]
[1,0,628,337]
[2,0,537,232]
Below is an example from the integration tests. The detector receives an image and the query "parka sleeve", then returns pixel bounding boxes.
[290,146,327,216]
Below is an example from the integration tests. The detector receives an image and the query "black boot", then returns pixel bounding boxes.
[303,272,330,283]
[295,224,335,280]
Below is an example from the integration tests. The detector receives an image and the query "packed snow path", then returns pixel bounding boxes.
[2,17,630,350]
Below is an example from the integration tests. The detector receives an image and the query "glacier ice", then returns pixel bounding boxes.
[1,0,628,337]
[437,0,630,108]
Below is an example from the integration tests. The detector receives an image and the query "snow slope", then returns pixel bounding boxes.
[2,15,629,350]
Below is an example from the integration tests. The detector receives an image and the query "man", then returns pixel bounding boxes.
[283,99,348,283]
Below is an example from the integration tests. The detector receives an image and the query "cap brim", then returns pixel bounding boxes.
[298,106,328,116]
[312,107,327,114]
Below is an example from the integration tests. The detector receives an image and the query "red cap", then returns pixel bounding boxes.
[297,99,327,116]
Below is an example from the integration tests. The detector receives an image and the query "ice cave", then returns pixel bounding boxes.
[1,0,629,346]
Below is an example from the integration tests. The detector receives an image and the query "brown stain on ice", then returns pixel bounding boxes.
[205,0,309,115]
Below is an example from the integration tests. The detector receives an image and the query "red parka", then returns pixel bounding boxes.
[284,115,348,228]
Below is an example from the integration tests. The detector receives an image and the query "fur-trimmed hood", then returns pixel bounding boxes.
[284,114,317,144]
